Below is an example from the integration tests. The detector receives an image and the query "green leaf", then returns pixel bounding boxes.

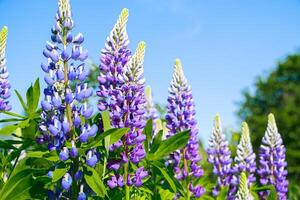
[101,110,111,154]
[0,140,17,149]
[143,119,153,152]
[52,164,70,182]
[152,161,177,192]
[32,78,40,113]
[84,166,107,197]
[26,85,34,114]
[25,79,40,116]
[0,111,25,118]
[150,130,163,153]
[0,125,18,135]
[101,110,111,131]
[15,90,27,112]
[21,120,37,139]
[148,130,190,161]
[0,169,38,200]
[109,128,129,145]
[216,186,229,200]
[84,128,129,149]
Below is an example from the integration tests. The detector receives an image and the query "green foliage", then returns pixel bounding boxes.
[237,53,300,192]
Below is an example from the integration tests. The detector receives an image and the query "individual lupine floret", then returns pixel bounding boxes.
[235,172,254,200]
[228,122,256,199]
[38,0,97,198]
[165,59,205,198]
[258,114,288,200]
[0,26,11,111]
[207,114,232,196]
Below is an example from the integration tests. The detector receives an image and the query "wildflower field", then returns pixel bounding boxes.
[0,0,298,199]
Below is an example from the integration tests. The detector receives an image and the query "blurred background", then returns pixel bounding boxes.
[0,0,299,196]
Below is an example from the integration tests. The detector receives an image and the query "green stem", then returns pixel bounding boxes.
[183,148,190,200]
[62,27,78,199]
[124,161,130,200]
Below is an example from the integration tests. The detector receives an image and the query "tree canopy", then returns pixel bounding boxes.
[237,53,300,182]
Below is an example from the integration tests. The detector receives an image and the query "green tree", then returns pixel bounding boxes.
[237,53,300,183]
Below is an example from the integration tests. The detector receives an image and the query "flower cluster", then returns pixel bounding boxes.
[228,122,256,199]
[235,172,254,200]
[207,114,232,196]
[97,9,148,187]
[258,114,288,200]
[0,26,11,111]
[165,59,205,198]
[38,0,97,198]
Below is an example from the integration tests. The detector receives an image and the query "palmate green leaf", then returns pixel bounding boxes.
[143,119,153,152]
[15,90,27,112]
[152,160,177,192]
[150,130,163,153]
[84,166,107,197]
[83,128,129,149]
[26,78,40,116]
[0,111,26,118]
[0,125,18,135]
[21,119,38,139]
[250,184,277,200]
[147,130,190,161]
[0,168,42,200]
[52,164,70,182]
[101,110,112,152]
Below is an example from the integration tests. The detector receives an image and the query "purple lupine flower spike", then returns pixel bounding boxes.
[97,8,130,115]
[97,8,148,188]
[0,26,12,111]
[228,122,256,199]
[207,114,232,196]
[258,114,288,200]
[166,59,205,198]
[38,0,98,197]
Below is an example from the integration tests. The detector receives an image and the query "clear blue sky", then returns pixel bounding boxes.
[1,0,300,143]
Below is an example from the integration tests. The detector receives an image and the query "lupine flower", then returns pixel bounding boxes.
[165,59,204,198]
[38,0,97,197]
[235,172,254,200]
[207,114,232,196]
[62,173,72,190]
[0,26,11,111]
[258,114,288,200]
[97,8,130,116]
[97,9,148,187]
[77,185,86,200]
[228,122,256,199]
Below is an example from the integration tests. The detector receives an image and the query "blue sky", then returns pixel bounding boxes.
[1,0,300,143]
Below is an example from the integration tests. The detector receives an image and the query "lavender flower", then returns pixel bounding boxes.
[165,59,204,198]
[228,122,256,199]
[258,114,288,200]
[235,172,254,200]
[0,26,11,111]
[207,114,232,196]
[38,0,97,198]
